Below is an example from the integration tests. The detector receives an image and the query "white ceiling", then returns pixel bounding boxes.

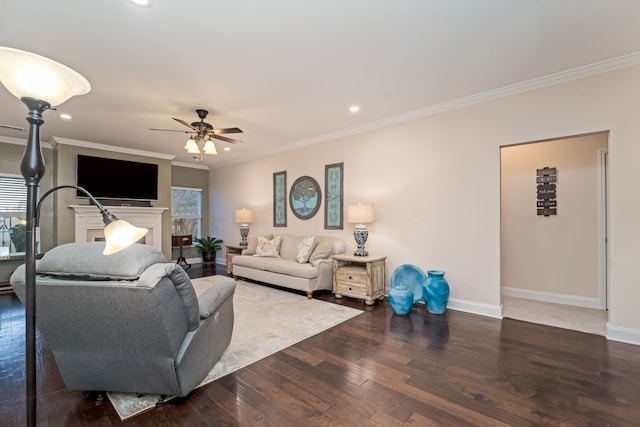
[2,1,640,168]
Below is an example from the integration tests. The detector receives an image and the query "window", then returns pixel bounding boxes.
[0,174,29,255]
[171,187,202,240]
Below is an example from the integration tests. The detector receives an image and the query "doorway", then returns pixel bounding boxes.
[500,132,609,334]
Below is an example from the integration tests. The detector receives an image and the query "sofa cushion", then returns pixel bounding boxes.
[295,235,317,263]
[264,259,318,279]
[254,235,282,257]
[233,255,269,270]
[36,242,166,280]
[242,234,273,255]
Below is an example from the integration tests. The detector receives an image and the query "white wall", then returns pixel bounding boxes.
[211,64,640,342]
[501,133,608,307]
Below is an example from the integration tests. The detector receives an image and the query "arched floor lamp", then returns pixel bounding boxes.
[0,46,147,426]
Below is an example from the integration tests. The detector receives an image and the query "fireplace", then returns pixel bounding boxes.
[71,205,167,252]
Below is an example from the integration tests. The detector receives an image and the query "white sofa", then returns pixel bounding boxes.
[232,234,346,298]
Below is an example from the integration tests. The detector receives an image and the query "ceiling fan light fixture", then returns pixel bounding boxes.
[203,140,217,154]
[184,138,200,154]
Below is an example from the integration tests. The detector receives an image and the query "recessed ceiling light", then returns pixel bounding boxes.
[129,0,153,7]
[59,113,72,120]
[224,147,231,152]
[349,105,360,113]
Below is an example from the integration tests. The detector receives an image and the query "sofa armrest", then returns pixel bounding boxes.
[310,258,332,268]
[198,280,236,318]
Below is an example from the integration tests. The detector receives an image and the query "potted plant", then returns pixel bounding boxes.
[195,236,223,263]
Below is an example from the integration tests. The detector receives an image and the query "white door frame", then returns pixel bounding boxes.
[597,148,609,310]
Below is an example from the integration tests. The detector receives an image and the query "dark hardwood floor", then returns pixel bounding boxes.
[2,264,640,426]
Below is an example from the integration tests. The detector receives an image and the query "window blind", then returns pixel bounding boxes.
[171,187,202,218]
[0,175,28,215]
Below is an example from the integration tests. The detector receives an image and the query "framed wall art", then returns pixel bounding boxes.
[324,162,344,229]
[273,171,287,227]
[289,175,321,220]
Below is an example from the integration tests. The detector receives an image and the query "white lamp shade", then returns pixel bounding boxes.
[184,138,200,154]
[0,46,90,106]
[346,203,375,224]
[102,219,148,255]
[203,140,217,154]
[235,208,254,224]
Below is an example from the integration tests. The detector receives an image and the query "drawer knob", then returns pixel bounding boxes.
[348,276,352,280]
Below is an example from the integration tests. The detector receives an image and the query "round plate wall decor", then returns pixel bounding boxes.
[289,175,321,219]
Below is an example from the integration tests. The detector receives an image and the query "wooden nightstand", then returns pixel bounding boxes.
[332,254,386,305]
[225,244,245,274]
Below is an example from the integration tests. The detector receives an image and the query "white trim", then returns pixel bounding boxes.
[212,52,640,168]
[606,323,640,346]
[49,136,175,160]
[171,186,202,192]
[446,298,503,319]
[597,148,609,310]
[171,160,208,170]
[0,135,52,148]
[502,287,602,309]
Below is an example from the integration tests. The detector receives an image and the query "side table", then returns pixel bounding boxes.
[225,244,245,274]
[332,254,386,305]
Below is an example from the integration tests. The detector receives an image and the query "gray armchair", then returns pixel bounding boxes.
[10,242,235,397]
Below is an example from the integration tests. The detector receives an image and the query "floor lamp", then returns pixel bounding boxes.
[0,46,146,426]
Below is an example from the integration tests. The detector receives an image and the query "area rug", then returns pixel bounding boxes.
[107,279,363,420]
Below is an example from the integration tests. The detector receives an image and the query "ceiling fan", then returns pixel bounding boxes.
[150,109,243,159]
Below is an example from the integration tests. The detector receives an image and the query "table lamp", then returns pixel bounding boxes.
[235,208,253,246]
[346,203,375,256]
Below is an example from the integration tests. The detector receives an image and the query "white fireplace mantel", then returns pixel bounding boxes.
[70,205,167,251]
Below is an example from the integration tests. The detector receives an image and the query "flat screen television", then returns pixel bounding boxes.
[76,154,159,201]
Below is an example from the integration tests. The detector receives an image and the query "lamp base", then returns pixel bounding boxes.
[353,224,369,257]
[239,224,249,246]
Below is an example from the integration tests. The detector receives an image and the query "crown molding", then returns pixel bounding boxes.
[171,160,209,170]
[289,51,640,149]
[49,136,176,160]
[0,135,53,149]
[213,52,640,169]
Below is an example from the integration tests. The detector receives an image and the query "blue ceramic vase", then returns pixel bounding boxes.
[424,270,449,314]
[389,285,413,315]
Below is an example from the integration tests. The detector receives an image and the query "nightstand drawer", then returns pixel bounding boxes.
[335,266,367,285]
[336,281,366,296]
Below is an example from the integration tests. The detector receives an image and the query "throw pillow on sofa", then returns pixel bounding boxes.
[243,234,273,255]
[254,235,282,257]
[309,239,334,262]
[295,235,317,263]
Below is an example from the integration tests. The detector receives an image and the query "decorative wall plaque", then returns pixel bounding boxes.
[273,171,287,227]
[290,176,321,220]
[536,167,557,216]
[324,162,344,229]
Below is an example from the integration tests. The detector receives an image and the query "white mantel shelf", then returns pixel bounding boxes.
[70,205,168,251]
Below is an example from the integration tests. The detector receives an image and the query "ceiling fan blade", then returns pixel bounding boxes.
[212,134,243,144]
[172,117,198,130]
[149,128,193,133]
[212,127,243,135]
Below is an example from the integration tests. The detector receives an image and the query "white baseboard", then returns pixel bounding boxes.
[447,298,503,319]
[501,287,603,309]
[606,323,640,346]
